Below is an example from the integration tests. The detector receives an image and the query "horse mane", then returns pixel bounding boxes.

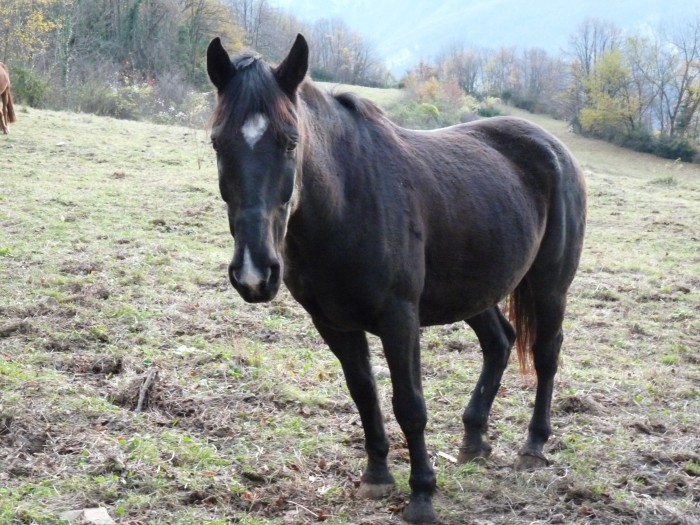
[297,80,387,124]
[210,54,296,137]
[333,91,386,122]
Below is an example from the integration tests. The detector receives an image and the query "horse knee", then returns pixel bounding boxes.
[392,394,427,434]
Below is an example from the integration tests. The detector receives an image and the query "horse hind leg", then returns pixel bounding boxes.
[514,158,585,470]
[0,93,7,134]
[515,283,568,470]
[5,86,15,124]
[459,307,515,463]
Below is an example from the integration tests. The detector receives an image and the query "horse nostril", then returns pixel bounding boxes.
[269,262,280,284]
[228,262,239,285]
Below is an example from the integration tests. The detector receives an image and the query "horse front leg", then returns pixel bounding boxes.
[312,321,395,497]
[379,301,436,524]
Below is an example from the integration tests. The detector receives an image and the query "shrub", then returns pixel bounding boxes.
[580,125,699,163]
[148,71,212,127]
[512,97,536,112]
[74,84,140,120]
[617,130,698,162]
[652,135,698,162]
[10,67,49,108]
[387,100,440,129]
[477,105,502,118]
[619,129,654,153]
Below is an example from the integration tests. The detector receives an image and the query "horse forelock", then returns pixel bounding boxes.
[234,55,259,71]
[210,57,296,138]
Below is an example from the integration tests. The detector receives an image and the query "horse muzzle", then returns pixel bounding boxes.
[228,248,281,303]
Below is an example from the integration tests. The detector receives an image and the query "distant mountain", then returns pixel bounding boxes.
[272,0,697,75]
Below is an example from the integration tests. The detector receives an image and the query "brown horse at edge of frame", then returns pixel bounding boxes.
[0,62,17,134]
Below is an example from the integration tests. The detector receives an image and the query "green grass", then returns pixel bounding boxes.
[1,102,699,524]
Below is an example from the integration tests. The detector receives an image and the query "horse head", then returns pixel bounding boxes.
[207,35,308,302]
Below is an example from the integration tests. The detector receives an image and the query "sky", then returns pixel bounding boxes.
[271,0,697,74]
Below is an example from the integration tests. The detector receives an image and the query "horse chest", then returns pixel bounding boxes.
[283,250,395,332]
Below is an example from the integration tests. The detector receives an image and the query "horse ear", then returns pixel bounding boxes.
[275,34,309,99]
[207,37,233,92]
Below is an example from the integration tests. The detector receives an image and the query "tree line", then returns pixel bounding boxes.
[0,0,390,125]
[403,16,700,160]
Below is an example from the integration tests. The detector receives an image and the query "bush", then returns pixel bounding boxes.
[580,125,699,163]
[10,67,49,108]
[149,71,212,127]
[477,105,502,118]
[74,84,140,120]
[652,135,698,162]
[513,98,535,112]
[615,130,698,162]
[619,129,654,153]
[387,101,440,129]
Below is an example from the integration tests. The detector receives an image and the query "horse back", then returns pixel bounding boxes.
[405,116,585,246]
[395,117,586,323]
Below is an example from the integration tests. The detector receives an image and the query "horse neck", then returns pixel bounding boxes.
[294,84,357,218]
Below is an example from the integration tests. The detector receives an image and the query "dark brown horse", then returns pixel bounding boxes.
[207,35,586,523]
[0,63,16,134]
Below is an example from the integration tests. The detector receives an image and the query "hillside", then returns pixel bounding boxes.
[1,104,699,524]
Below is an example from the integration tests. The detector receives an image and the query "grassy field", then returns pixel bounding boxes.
[1,97,699,525]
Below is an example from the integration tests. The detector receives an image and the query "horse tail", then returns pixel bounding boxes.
[6,88,16,123]
[508,277,537,375]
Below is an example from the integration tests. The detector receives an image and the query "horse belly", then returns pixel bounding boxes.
[418,211,543,326]
[418,271,523,326]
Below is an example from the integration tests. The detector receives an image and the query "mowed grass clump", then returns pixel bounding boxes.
[1,104,699,524]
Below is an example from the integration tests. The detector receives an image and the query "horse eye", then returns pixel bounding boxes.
[211,137,219,152]
[286,140,297,153]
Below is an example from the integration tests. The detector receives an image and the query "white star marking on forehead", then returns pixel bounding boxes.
[241,113,269,149]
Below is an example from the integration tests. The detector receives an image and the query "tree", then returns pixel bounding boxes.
[514,47,569,114]
[578,49,638,137]
[308,18,387,85]
[226,0,266,49]
[483,47,517,98]
[437,43,483,94]
[568,17,621,76]
[181,0,241,84]
[624,35,669,132]
[566,17,622,124]
[0,0,63,64]
[661,16,700,138]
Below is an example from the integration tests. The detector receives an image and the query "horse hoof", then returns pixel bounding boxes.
[357,482,394,500]
[515,451,549,470]
[403,494,436,524]
[457,443,492,464]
